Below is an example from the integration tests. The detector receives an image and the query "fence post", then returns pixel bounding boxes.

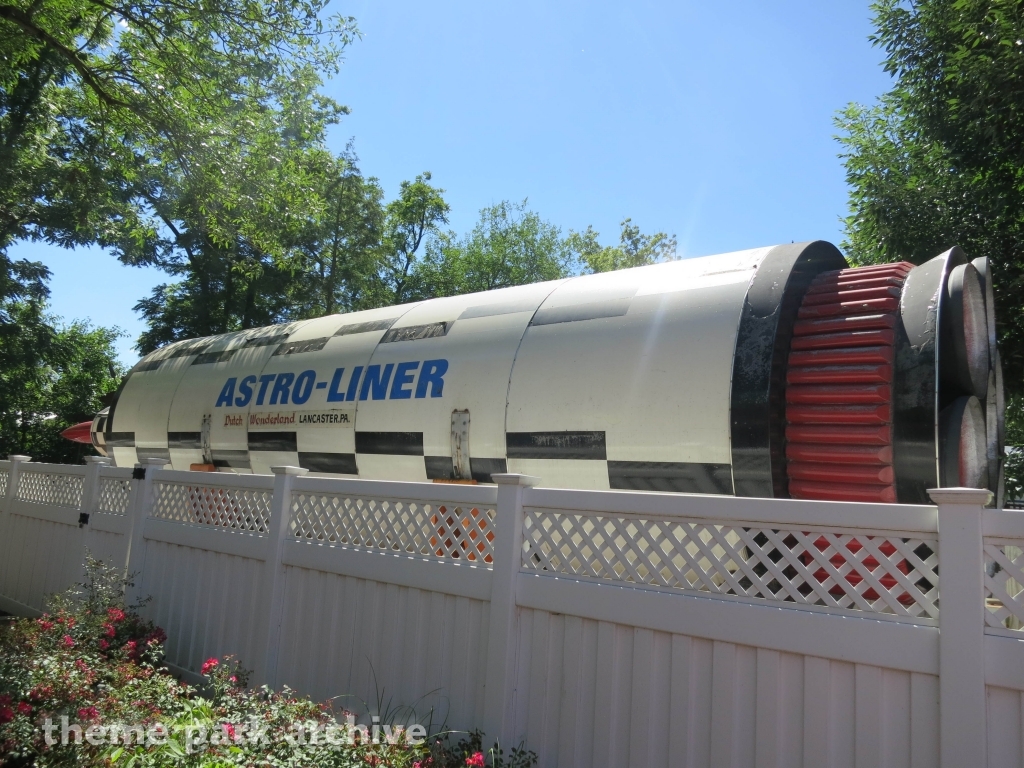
[930,486,992,768]
[77,456,110,580]
[124,458,170,606]
[4,455,31,509]
[0,456,31,594]
[1,455,31,538]
[256,465,308,689]
[80,457,109,523]
[483,473,538,751]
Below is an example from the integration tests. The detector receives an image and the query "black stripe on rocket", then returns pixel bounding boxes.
[168,432,202,449]
[424,456,509,482]
[299,452,358,474]
[274,338,329,356]
[334,318,399,337]
[243,333,291,348]
[425,456,456,479]
[212,450,250,469]
[506,431,607,460]
[380,322,451,343]
[608,461,733,495]
[248,432,298,452]
[193,349,237,365]
[729,241,846,498]
[105,432,136,447]
[356,432,424,456]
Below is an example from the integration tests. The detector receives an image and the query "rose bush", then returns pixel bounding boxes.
[0,558,536,768]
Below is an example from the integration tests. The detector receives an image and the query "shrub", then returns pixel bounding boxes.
[0,558,536,768]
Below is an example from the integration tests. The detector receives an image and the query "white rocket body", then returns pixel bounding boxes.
[104,247,768,491]
[92,241,1001,504]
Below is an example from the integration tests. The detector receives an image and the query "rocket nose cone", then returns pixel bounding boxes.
[61,420,94,444]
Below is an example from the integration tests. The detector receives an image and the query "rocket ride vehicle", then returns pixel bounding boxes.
[64,241,1004,505]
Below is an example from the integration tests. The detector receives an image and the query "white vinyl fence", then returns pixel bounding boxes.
[2,454,1024,768]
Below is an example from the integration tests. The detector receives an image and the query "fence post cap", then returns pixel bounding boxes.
[85,456,111,465]
[928,487,993,506]
[8,455,31,462]
[491,473,540,487]
[271,466,308,476]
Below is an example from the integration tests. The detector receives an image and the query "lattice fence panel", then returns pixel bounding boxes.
[984,541,1024,631]
[291,493,496,564]
[97,477,133,516]
[152,482,272,533]
[16,471,84,508]
[522,510,940,620]
[0,468,7,497]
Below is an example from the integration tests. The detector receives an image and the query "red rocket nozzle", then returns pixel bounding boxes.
[61,420,93,444]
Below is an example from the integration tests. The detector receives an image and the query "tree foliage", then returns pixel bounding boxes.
[132,165,450,351]
[373,172,450,306]
[0,297,123,463]
[568,218,678,274]
[0,0,355,259]
[837,0,1024,390]
[412,200,575,299]
[289,148,385,318]
[129,67,346,352]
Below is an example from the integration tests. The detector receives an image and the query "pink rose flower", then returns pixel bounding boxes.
[465,752,485,767]
[62,635,74,648]
[201,657,218,675]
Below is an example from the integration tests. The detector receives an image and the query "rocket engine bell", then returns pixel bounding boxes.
[70,241,1004,505]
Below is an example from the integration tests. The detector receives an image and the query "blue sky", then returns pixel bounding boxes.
[10,0,893,365]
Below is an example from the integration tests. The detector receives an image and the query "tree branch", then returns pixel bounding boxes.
[0,4,130,108]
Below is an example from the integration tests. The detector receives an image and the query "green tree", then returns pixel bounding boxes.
[0,0,354,285]
[0,300,123,463]
[412,200,575,298]
[127,68,346,353]
[837,0,1024,383]
[289,149,386,318]
[568,218,677,274]
[837,0,1024,496]
[133,254,299,353]
[370,172,450,306]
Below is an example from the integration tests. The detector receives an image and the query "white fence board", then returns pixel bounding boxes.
[85,528,130,569]
[988,686,1024,768]
[510,607,941,768]
[0,510,83,611]
[143,517,269,560]
[517,572,939,675]
[282,539,492,600]
[140,539,267,677]
[274,566,490,726]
